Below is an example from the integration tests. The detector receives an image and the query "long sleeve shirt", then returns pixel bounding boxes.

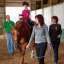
[29,24,50,44]
[49,24,62,41]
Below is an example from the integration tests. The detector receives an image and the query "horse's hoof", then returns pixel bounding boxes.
[24,62,28,64]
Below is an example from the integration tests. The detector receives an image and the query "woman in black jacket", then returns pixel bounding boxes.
[49,16,62,64]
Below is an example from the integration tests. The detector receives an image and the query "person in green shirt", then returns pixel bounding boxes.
[3,15,15,55]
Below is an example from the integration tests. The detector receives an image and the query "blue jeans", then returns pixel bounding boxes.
[36,42,47,64]
[6,32,14,55]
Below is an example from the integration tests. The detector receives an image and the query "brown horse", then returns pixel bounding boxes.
[14,20,33,64]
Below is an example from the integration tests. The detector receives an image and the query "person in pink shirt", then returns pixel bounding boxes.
[21,2,34,30]
[22,2,30,23]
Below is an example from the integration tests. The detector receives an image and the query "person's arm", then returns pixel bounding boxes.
[59,24,62,34]
[58,24,62,38]
[10,21,15,32]
[3,19,6,29]
[26,26,35,49]
[49,25,52,38]
[45,25,51,44]
[28,26,35,45]
[22,10,24,16]
[2,18,8,33]
[44,25,52,50]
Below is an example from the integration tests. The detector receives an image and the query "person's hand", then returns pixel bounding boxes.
[26,44,30,49]
[48,43,51,50]
[58,35,61,38]
[47,43,52,57]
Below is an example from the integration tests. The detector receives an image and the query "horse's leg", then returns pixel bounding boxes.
[19,46,25,64]
[32,58,36,64]
[17,34,22,53]
[21,43,27,64]
[21,50,25,64]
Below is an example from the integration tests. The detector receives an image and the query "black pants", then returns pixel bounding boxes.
[36,43,47,64]
[51,38,60,64]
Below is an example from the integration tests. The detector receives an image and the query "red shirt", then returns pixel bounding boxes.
[22,9,30,22]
